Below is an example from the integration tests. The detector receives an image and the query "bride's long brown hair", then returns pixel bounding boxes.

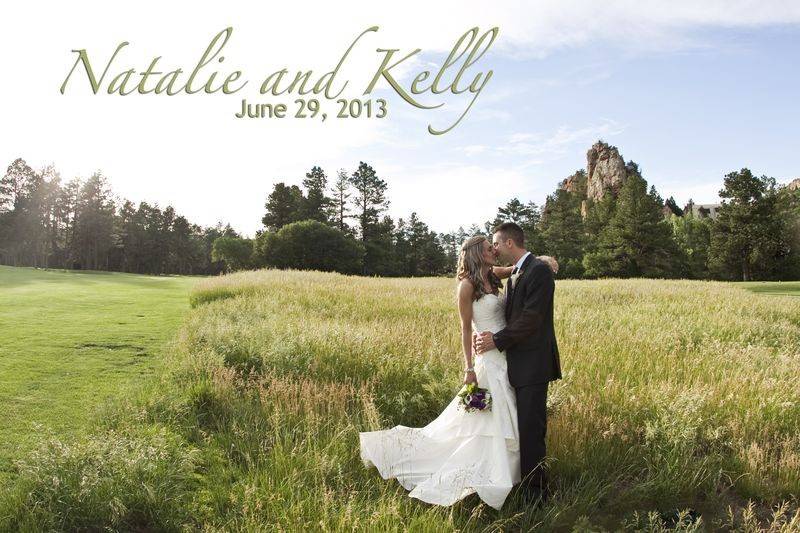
[456,235,502,301]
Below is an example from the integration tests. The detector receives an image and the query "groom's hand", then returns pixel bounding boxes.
[475,331,496,354]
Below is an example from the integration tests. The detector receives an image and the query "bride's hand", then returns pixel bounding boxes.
[463,370,477,386]
[537,255,559,274]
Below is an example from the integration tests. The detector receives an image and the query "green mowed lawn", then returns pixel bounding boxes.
[740,280,800,297]
[0,266,198,478]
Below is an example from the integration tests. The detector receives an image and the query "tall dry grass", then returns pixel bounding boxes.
[2,270,798,531]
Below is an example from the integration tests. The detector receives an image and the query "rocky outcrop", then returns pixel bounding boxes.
[788,178,800,191]
[586,141,628,202]
[555,141,630,218]
[560,172,581,193]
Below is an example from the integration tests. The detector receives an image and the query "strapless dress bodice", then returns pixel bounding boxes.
[471,292,506,334]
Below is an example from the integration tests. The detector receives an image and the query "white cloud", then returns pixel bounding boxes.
[462,145,489,156]
[459,120,626,161]
[505,121,626,156]
[491,0,800,57]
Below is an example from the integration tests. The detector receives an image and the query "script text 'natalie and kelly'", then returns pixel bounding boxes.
[59,26,499,135]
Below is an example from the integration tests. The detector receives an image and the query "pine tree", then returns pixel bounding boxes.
[0,158,33,212]
[72,172,116,270]
[583,173,681,278]
[493,198,529,224]
[301,166,332,223]
[18,166,49,267]
[665,196,684,217]
[670,213,711,278]
[466,223,484,237]
[115,200,137,272]
[170,215,196,275]
[58,178,81,267]
[262,182,304,231]
[440,226,468,273]
[540,187,586,278]
[330,169,352,234]
[349,162,389,274]
[582,193,616,259]
[0,159,38,265]
[776,184,800,278]
[349,162,388,240]
[708,168,786,280]
[365,215,396,276]
[489,198,544,252]
[40,165,66,268]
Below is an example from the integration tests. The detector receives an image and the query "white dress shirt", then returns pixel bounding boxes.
[512,251,531,273]
[509,251,531,291]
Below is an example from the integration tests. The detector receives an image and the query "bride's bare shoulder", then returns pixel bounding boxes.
[457,278,474,298]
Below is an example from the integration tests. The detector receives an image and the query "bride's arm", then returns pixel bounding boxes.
[457,280,478,386]
[494,257,559,278]
[492,266,514,279]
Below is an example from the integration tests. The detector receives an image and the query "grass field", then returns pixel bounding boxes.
[740,281,800,297]
[0,266,197,479]
[1,268,799,531]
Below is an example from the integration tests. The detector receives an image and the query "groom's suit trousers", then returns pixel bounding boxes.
[515,381,549,492]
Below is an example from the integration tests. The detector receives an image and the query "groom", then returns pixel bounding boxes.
[474,222,562,505]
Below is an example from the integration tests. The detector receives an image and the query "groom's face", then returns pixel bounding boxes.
[491,232,513,263]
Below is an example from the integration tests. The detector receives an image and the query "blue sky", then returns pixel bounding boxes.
[364,22,800,230]
[1,2,798,235]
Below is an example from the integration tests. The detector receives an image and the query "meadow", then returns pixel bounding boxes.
[1,267,799,531]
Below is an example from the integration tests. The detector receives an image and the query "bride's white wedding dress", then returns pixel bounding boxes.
[359,292,520,510]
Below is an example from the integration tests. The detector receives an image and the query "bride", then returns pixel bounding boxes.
[359,235,554,510]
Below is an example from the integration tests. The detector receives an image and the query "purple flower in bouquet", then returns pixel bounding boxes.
[457,382,492,412]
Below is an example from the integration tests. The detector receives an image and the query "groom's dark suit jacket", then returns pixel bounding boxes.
[493,254,561,388]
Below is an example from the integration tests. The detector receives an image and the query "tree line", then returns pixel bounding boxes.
[222,158,798,281]
[213,162,452,276]
[0,158,233,275]
[535,165,799,281]
[3,149,798,281]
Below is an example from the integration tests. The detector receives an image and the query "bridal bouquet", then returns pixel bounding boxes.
[458,383,492,412]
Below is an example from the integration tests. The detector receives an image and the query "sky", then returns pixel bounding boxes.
[1,1,799,236]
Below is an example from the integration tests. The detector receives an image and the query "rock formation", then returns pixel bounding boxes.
[559,171,583,193]
[555,141,632,218]
[586,141,629,202]
[788,178,800,191]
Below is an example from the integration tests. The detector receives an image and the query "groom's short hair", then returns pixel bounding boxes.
[493,222,524,248]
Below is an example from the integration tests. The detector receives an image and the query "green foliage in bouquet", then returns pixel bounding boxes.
[457,382,492,412]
